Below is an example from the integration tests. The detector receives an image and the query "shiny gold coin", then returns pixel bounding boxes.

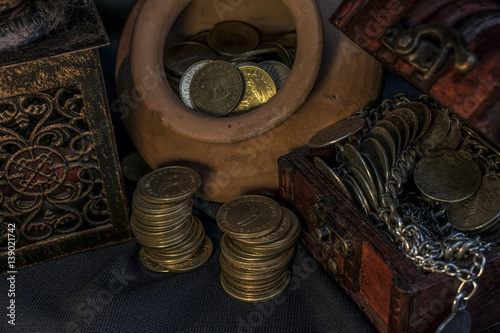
[164,236,213,273]
[216,195,282,238]
[137,166,201,204]
[138,247,170,273]
[163,41,217,76]
[231,65,276,114]
[313,157,352,200]
[414,150,481,202]
[308,117,366,149]
[189,60,244,116]
[207,21,259,56]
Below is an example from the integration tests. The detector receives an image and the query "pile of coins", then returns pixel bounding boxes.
[216,195,300,302]
[131,166,213,273]
[164,20,295,117]
[309,97,500,240]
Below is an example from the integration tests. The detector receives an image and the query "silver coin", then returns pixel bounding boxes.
[434,119,461,151]
[179,60,211,109]
[308,117,365,149]
[359,137,391,184]
[383,114,410,151]
[342,174,370,214]
[390,108,419,144]
[366,125,397,167]
[313,156,351,200]
[258,60,291,90]
[419,108,450,152]
[400,102,432,140]
[349,165,378,211]
[375,119,402,159]
[341,143,378,193]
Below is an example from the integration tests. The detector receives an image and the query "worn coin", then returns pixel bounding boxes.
[165,236,213,273]
[419,108,450,152]
[207,21,259,56]
[448,175,500,231]
[120,152,153,182]
[384,114,410,150]
[349,165,379,211]
[190,60,244,116]
[342,174,370,214]
[360,152,386,207]
[231,65,276,114]
[137,166,201,204]
[190,30,209,45]
[258,60,291,90]
[216,195,282,238]
[375,119,402,159]
[276,32,297,50]
[341,143,378,193]
[308,117,365,149]
[235,207,292,246]
[139,247,170,273]
[360,136,391,184]
[367,124,397,166]
[257,42,293,69]
[434,119,461,151]
[179,60,211,109]
[163,41,216,76]
[390,108,419,144]
[414,150,482,202]
[400,101,432,140]
[313,156,352,200]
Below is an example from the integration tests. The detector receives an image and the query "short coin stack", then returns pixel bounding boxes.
[216,195,300,302]
[132,166,213,273]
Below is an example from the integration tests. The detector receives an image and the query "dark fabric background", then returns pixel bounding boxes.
[1,1,499,332]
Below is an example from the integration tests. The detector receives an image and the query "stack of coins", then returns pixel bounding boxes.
[164,20,295,116]
[216,195,300,302]
[132,166,213,273]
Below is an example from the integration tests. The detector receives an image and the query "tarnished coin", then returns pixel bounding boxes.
[375,119,402,158]
[132,190,191,214]
[179,60,211,109]
[163,41,217,76]
[390,108,419,144]
[341,143,378,193]
[349,166,378,211]
[190,30,209,45]
[360,137,391,184]
[448,176,500,231]
[139,247,170,273]
[308,117,365,149]
[216,195,282,238]
[190,60,244,116]
[313,156,352,200]
[414,150,481,202]
[367,123,397,166]
[258,60,291,90]
[342,175,370,214]
[419,108,450,152]
[276,32,297,50]
[400,101,432,140]
[236,207,292,246]
[360,153,386,206]
[383,114,410,150]
[257,42,293,69]
[207,21,259,56]
[226,48,280,64]
[164,236,213,273]
[120,152,153,182]
[434,119,461,151]
[137,166,201,203]
[231,65,276,114]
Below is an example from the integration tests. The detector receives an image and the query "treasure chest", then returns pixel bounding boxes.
[278,1,500,332]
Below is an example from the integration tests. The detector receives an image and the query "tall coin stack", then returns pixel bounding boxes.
[132,166,213,273]
[216,195,300,302]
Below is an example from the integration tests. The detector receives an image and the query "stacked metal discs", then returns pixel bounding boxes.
[131,166,213,273]
[216,195,300,302]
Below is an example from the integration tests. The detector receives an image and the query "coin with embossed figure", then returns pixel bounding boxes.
[190,60,244,116]
[231,65,276,114]
[414,150,481,202]
[419,108,450,152]
[179,60,211,109]
[390,108,419,144]
[137,166,201,204]
[163,42,216,76]
[208,21,259,56]
[308,117,365,149]
[448,176,500,231]
[216,195,282,238]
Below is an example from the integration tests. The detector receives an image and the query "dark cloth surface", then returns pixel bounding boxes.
[1,2,500,332]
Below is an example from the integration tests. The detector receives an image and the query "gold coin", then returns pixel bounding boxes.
[222,270,291,292]
[164,236,213,273]
[219,253,288,282]
[137,166,201,204]
[138,247,170,273]
[231,65,276,114]
[132,190,192,214]
[216,195,282,238]
[189,60,244,116]
[235,206,292,246]
[207,21,259,56]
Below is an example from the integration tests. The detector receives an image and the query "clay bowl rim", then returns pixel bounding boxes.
[130,0,323,144]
